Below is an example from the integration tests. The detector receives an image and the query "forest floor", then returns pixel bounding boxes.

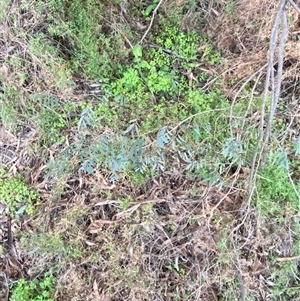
[1,0,300,300]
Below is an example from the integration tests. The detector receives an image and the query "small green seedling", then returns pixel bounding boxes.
[10,276,55,301]
[0,171,39,215]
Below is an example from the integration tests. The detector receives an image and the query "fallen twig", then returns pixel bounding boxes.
[288,0,300,13]
[247,0,288,210]
[139,0,164,44]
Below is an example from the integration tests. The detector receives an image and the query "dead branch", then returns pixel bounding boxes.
[263,4,289,160]
[247,0,289,209]
[288,0,300,13]
[139,0,164,44]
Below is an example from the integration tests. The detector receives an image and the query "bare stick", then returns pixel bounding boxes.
[277,255,300,262]
[240,70,264,135]
[229,64,267,138]
[140,0,164,44]
[246,0,288,209]
[263,7,289,160]
[288,0,300,13]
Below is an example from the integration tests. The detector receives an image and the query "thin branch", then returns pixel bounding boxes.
[277,255,300,262]
[201,64,241,90]
[229,64,267,138]
[263,6,289,160]
[246,0,288,210]
[231,260,246,301]
[107,20,133,49]
[170,108,229,133]
[261,0,286,144]
[143,107,229,148]
[288,0,300,13]
[288,172,300,200]
[240,70,264,135]
[139,0,164,44]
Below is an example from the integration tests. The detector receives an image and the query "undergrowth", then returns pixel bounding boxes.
[256,163,300,217]
[10,276,55,301]
[270,259,300,300]
[0,170,39,216]
[44,21,229,184]
[1,0,300,300]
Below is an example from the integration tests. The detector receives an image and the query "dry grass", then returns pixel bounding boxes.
[209,0,300,98]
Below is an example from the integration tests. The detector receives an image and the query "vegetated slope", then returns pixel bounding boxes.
[0,0,300,300]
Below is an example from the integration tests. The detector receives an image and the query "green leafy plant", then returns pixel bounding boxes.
[45,0,125,79]
[0,86,21,131]
[167,262,185,276]
[132,44,143,61]
[0,173,39,215]
[256,162,300,217]
[269,257,300,299]
[142,0,160,17]
[28,34,71,89]
[154,25,199,66]
[225,0,235,15]
[119,196,134,211]
[28,93,74,145]
[202,42,221,64]
[10,276,55,301]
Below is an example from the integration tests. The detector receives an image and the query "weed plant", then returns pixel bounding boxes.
[0,171,39,215]
[256,161,300,217]
[269,259,300,299]
[10,276,55,301]
[44,20,229,184]
[2,0,300,299]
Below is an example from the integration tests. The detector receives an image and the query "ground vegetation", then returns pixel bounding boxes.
[0,0,300,300]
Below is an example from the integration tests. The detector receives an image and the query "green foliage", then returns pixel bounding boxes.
[28,34,71,89]
[119,196,133,211]
[154,25,199,67]
[13,1,232,185]
[77,106,96,131]
[6,1,300,299]
[186,88,219,112]
[256,162,300,216]
[10,276,55,301]
[225,0,236,15]
[126,167,153,186]
[167,262,185,276]
[105,25,198,106]
[0,86,21,131]
[100,24,222,135]
[0,0,10,21]
[132,44,143,61]
[113,265,140,288]
[221,138,244,164]
[29,94,69,145]
[0,173,39,215]
[94,102,118,125]
[142,62,176,95]
[38,0,124,79]
[269,258,300,299]
[108,66,146,107]
[47,98,232,184]
[21,232,83,261]
[142,0,160,17]
[202,43,221,64]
